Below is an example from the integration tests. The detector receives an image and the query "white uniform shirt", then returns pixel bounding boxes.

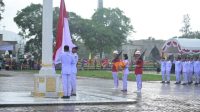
[193,60,200,73]
[174,60,182,72]
[182,61,189,73]
[60,52,74,74]
[188,61,194,72]
[160,60,166,72]
[166,60,172,72]
[123,59,129,74]
[72,53,79,74]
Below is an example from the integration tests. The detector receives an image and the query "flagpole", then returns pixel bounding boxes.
[38,0,54,75]
[32,0,62,98]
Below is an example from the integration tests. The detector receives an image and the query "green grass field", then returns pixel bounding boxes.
[17,70,176,81]
[77,70,176,81]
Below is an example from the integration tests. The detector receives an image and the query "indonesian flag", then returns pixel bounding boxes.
[53,0,75,64]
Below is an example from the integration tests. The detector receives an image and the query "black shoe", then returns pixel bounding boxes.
[166,81,170,84]
[161,81,165,83]
[121,90,127,92]
[71,94,76,96]
[61,96,70,99]
[182,83,187,85]
[174,82,179,84]
[194,83,198,85]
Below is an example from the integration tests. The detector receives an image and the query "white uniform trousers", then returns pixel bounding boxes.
[199,71,200,83]
[161,71,166,81]
[188,71,193,82]
[175,71,181,82]
[122,73,129,90]
[183,72,188,83]
[62,74,71,96]
[112,72,119,88]
[136,74,142,91]
[194,72,199,83]
[166,71,171,81]
[71,73,77,94]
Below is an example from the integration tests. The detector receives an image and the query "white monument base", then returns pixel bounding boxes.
[32,68,63,97]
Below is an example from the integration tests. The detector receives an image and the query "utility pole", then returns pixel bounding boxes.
[98,0,103,9]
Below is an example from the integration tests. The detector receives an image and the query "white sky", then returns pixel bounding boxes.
[1,0,200,40]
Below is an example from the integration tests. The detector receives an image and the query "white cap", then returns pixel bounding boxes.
[135,51,141,55]
[113,50,119,54]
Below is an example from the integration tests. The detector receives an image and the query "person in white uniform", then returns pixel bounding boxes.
[188,57,194,84]
[193,57,200,85]
[71,46,79,96]
[182,57,189,85]
[121,54,129,92]
[173,56,182,84]
[165,57,172,84]
[160,57,166,83]
[59,45,74,99]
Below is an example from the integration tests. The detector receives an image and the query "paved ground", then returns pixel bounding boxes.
[0,70,200,112]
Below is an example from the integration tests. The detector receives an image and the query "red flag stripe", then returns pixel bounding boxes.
[53,0,67,60]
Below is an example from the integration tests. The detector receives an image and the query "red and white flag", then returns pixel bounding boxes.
[53,0,75,64]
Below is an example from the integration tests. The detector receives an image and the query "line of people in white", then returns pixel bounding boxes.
[160,56,200,85]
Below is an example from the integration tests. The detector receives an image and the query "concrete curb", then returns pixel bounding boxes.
[0,100,137,107]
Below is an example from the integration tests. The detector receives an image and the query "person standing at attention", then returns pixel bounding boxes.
[134,51,143,93]
[71,46,79,96]
[174,56,182,84]
[60,45,74,99]
[165,57,172,84]
[193,57,200,85]
[160,57,166,83]
[121,54,129,92]
[182,57,189,85]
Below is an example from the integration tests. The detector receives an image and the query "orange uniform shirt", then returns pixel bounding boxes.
[134,59,143,74]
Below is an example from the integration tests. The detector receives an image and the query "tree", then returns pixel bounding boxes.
[180,14,191,37]
[14,4,134,60]
[14,4,60,61]
[14,4,43,61]
[179,31,200,39]
[80,8,134,58]
[0,0,5,20]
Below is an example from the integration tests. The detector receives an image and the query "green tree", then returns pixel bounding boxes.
[14,4,43,61]
[14,4,62,61]
[180,14,191,37]
[80,8,134,58]
[0,0,5,20]
[179,30,200,39]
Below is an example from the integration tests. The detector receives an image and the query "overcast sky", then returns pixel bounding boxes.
[1,0,200,40]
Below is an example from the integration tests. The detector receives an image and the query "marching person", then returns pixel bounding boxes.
[134,50,144,93]
[121,54,129,92]
[174,56,182,84]
[193,57,200,85]
[165,57,172,84]
[60,45,74,99]
[112,50,121,89]
[71,46,79,96]
[160,57,166,83]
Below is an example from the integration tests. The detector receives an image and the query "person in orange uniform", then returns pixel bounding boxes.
[112,50,121,89]
[134,50,144,93]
